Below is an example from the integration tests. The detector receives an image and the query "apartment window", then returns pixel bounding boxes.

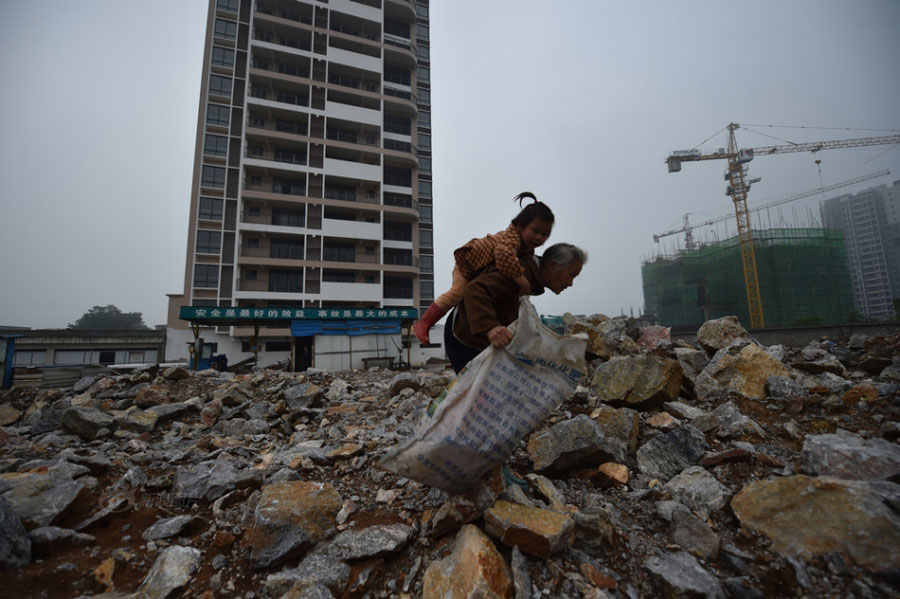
[415,24,429,41]
[384,192,412,208]
[269,270,303,292]
[199,197,223,220]
[201,165,226,188]
[416,44,429,62]
[214,18,237,40]
[419,254,433,272]
[418,157,431,174]
[384,248,412,265]
[13,350,47,367]
[418,180,432,199]
[416,4,429,18]
[210,74,232,96]
[419,228,433,248]
[204,134,228,157]
[420,279,434,302]
[211,46,235,67]
[270,238,304,259]
[245,269,257,280]
[323,270,356,283]
[417,111,431,128]
[271,207,304,227]
[384,275,413,298]
[384,18,409,38]
[417,66,430,83]
[418,133,431,152]
[217,0,239,11]
[417,89,430,105]
[418,204,432,223]
[194,264,219,288]
[384,114,411,135]
[323,242,355,262]
[365,275,376,284]
[207,103,230,126]
[325,183,356,202]
[246,237,259,247]
[249,175,262,186]
[252,115,266,127]
[384,220,412,241]
[384,166,412,187]
[196,230,222,254]
[385,65,411,86]
[250,146,264,156]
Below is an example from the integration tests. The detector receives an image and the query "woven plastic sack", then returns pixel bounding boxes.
[379,298,587,493]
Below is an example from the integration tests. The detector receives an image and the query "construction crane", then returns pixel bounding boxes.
[665,123,900,328]
[653,169,891,248]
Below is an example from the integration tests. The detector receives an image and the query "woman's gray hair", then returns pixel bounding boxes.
[541,243,588,267]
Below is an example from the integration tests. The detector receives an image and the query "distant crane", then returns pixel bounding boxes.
[653,169,891,249]
[665,123,900,328]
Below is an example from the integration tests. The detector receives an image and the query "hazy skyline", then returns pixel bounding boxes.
[1,1,899,328]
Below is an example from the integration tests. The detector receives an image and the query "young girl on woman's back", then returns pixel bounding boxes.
[413,192,554,344]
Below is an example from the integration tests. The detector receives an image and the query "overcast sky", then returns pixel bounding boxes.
[1,0,899,329]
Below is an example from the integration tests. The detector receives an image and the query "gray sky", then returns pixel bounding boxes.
[1,1,899,328]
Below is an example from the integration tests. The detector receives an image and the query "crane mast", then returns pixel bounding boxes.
[665,123,900,329]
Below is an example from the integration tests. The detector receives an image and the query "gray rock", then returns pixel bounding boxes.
[645,550,725,599]
[28,526,94,558]
[114,409,158,433]
[115,467,148,489]
[141,515,203,541]
[247,418,270,434]
[670,503,719,560]
[387,373,421,396]
[1,471,89,529]
[696,316,751,355]
[590,354,682,410]
[73,376,97,393]
[266,468,301,484]
[281,582,334,599]
[162,365,191,381]
[636,424,707,482]
[137,545,202,599]
[767,376,808,401]
[793,347,847,376]
[0,495,31,567]
[673,347,709,387]
[173,456,264,502]
[663,466,731,514]
[325,378,350,401]
[317,523,414,560]
[801,429,900,481]
[222,417,250,437]
[663,401,706,421]
[723,577,764,599]
[147,401,195,423]
[511,545,532,599]
[528,414,627,474]
[74,493,129,532]
[265,553,351,597]
[245,402,272,420]
[691,401,764,439]
[283,382,324,410]
[60,407,114,440]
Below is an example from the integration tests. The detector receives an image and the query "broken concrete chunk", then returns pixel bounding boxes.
[696,315,752,355]
[528,414,626,474]
[591,354,682,410]
[801,429,900,481]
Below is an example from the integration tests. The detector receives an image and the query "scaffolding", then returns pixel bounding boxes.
[642,228,854,329]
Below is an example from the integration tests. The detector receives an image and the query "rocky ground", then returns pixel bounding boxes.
[1,315,899,599]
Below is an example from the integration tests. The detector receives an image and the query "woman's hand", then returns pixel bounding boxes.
[487,326,513,348]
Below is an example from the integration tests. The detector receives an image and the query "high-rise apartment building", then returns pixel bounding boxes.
[821,180,900,320]
[166,0,433,364]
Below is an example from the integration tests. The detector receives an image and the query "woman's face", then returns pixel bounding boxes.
[545,260,582,294]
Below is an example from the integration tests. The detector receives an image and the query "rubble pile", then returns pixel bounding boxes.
[1,316,899,599]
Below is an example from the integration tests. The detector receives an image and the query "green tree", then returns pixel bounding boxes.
[69,305,149,330]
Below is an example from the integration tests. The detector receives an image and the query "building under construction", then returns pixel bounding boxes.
[642,228,854,329]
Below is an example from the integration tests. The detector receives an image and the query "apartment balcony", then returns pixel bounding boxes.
[251,27,313,54]
[324,99,381,126]
[322,157,381,182]
[327,71,381,96]
[322,218,382,241]
[255,3,313,27]
[248,85,310,111]
[327,46,382,75]
[321,280,382,302]
[330,0,382,23]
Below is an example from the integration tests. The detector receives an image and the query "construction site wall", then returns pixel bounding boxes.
[642,228,855,329]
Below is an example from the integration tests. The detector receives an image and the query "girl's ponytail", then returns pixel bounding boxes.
[511,191,554,228]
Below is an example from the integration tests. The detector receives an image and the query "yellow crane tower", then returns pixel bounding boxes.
[665,123,900,329]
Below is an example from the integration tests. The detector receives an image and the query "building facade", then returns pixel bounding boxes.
[821,181,900,320]
[167,0,435,367]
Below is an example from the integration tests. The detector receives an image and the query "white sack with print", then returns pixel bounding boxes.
[379,298,587,493]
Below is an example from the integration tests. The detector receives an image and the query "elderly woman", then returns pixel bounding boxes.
[443,242,587,373]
